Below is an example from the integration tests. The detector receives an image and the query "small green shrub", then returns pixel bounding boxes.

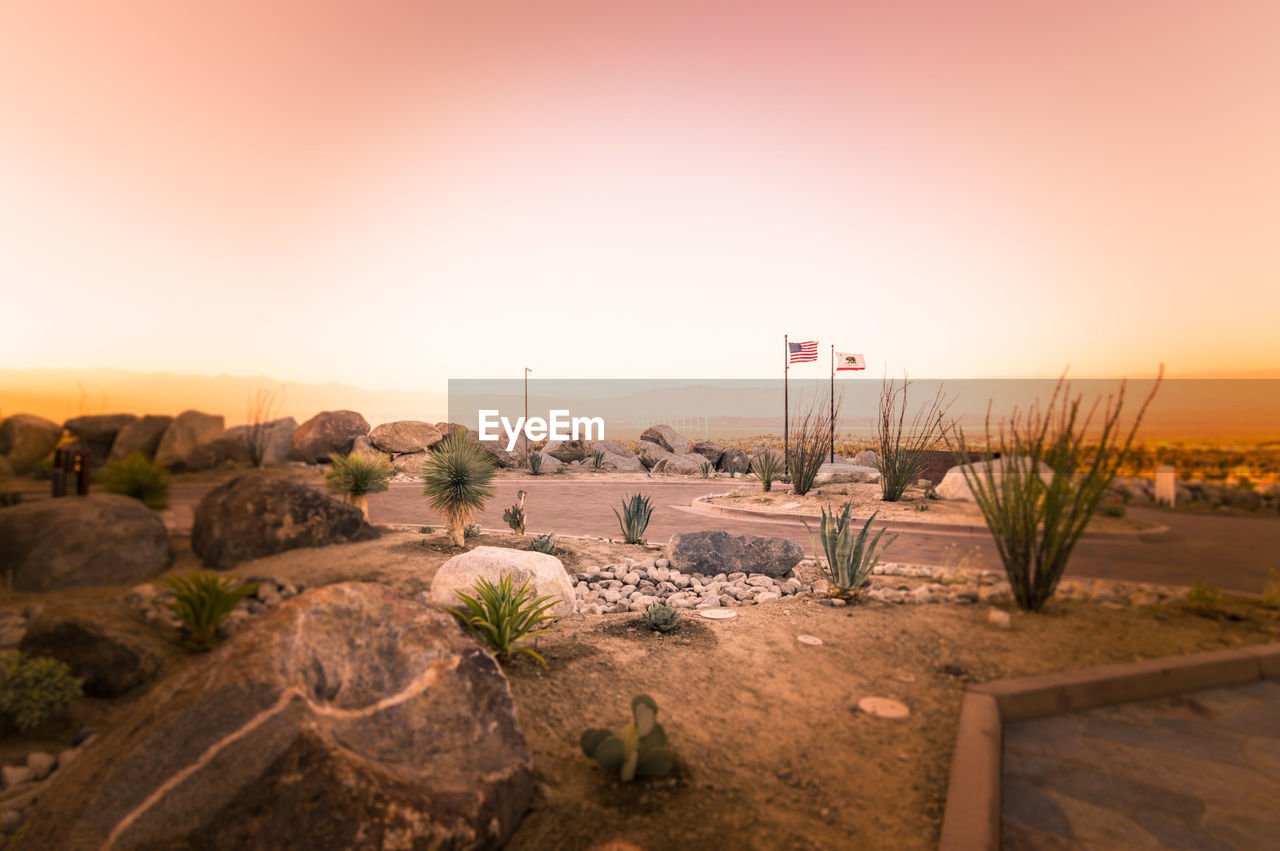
[464,522,482,539]
[531,533,557,555]
[614,493,654,544]
[750,451,781,492]
[527,453,544,475]
[591,450,606,470]
[421,432,497,546]
[580,695,673,782]
[805,505,896,600]
[1099,498,1126,518]
[0,491,22,508]
[30,458,54,481]
[419,525,433,534]
[163,572,259,651]
[0,650,82,735]
[1184,580,1224,616]
[640,601,681,632]
[1261,569,1280,610]
[699,461,711,479]
[448,575,559,666]
[100,452,170,510]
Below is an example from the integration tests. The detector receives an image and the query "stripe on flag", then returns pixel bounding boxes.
[835,351,866,371]
[788,340,818,363]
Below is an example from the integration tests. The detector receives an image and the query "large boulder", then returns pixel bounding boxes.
[0,494,170,591]
[63,413,138,467]
[428,546,575,617]
[177,436,252,472]
[392,451,429,476]
[225,417,298,466]
[107,415,173,463]
[852,449,880,468]
[477,442,518,469]
[0,413,61,472]
[637,440,674,470]
[584,449,643,472]
[651,454,709,476]
[19,600,166,697]
[591,440,637,458]
[667,530,804,579]
[690,440,725,466]
[369,420,444,454]
[640,424,690,455]
[814,463,881,485]
[290,410,371,463]
[935,457,1054,502]
[717,446,749,473]
[541,439,591,463]
[154,410,225,468]
[191,476,378,570]
[20,583,533,850]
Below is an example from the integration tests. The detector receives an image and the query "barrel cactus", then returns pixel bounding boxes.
[580,695,673,782]
[640,601,681,633]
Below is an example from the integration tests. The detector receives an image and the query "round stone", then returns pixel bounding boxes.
[796,634,823,646]
[699,609,737,621]
[857,697,910,719]
[892,672,917,684]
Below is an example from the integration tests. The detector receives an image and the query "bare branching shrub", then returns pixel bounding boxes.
[787,393,842,497]
[875,375,952,501]
[946,371,1161,612]
[245,387,284,467]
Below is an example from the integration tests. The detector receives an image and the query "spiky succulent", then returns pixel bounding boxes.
[640,601,681,633]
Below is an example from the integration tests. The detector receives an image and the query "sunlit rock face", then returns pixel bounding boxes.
[20,583,534,851]
[290,410,371,462]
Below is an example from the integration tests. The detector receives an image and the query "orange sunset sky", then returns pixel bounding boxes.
[1,1,1277,404]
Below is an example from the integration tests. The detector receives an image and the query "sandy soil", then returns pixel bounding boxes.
[705,483,1157,533]
[3,532,1276,849]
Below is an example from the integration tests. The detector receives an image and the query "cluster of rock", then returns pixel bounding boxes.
[1,733,97,837]
[1111,476,1280,513]
[129,575,305,633]
[571,557,814,615]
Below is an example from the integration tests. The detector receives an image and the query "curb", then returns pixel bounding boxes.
[688,496,1171,540]
[938,643,1280,851]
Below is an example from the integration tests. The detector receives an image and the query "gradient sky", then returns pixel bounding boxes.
[2,0,1277,393]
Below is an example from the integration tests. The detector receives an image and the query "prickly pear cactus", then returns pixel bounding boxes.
[640,601,681,633]
[580,695,673,782]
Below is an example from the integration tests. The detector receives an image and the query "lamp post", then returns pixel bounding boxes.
[523,367,532,460]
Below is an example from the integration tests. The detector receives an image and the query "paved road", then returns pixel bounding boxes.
[37,478,1279,594]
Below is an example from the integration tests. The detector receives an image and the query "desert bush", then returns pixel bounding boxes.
[530,533,557,554]
[946,373,1161,612]
[580,695,673,783]
[1184,580,1224,616]
[1261,569,1280,610]
[30,458,54,480]
[875,375,952,502]
[0,650,82,735]
[464,522,482,538]
[591,449,606,470]
[614,493,654,544]
[527,453,544,475]
[0,492,21,507]
[1099,497,1126,518]
[324,450,392,519]
[698,461,712,479]
[503,490,527,535]
[640,601,681,633]
[419,525,433,534]
[750,451,781,492]
[421,432,497,546]
[447,575,558,666]
[162,572,259,651]
[100,451,170,510]
[244,387,283,467]
[787,396,841,496]
[805,505,896,600]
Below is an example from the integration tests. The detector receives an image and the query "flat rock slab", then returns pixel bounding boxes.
[796,634,824,646]
[858,697,911,719]
[699,609,738,621]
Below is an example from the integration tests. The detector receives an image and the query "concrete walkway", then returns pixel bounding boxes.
[1003,679,1280,849]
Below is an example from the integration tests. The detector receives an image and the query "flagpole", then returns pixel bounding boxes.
[783,334,789,476]
[830,345,835,463]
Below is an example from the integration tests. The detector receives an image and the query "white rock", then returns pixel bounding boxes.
[427,546,576,617]
[935,457,1054,502]
[25,752,56,781]
[756,592,780,604]
[987,609,1012,629]
[857,696,910,719]
[0,766,31,789]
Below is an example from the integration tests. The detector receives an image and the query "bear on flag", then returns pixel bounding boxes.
[835,351,866,371]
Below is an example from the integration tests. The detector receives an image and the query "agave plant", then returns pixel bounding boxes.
[750,451,782,492]
[613,493,654,544]
[641,601,681,633]
[325,451,393,520]
[162,572,259,651]
[591,449,606,470]
[804,505,896,600]
[421,432,497,546]
[448,575,559,667]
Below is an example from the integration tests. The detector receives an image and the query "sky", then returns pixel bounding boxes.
[2,0,1278,395]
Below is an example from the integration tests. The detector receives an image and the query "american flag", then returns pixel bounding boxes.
[788,340,818,363]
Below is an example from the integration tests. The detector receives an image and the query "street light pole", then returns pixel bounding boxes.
[523,367,532,460]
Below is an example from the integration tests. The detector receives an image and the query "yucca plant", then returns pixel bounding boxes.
[614,493,654,544]
[591,449,606,470]
[162,572,259,651]
[324,450,392,520]
[804,505,896,600]
[421,432,497,546]
[527,452,544,475]
[750,451,782,493]
[448,575,559,667]
[503,489,527,535]
[101,451,170,510]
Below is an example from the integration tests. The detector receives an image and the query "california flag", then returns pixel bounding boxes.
[835,352,866,371]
